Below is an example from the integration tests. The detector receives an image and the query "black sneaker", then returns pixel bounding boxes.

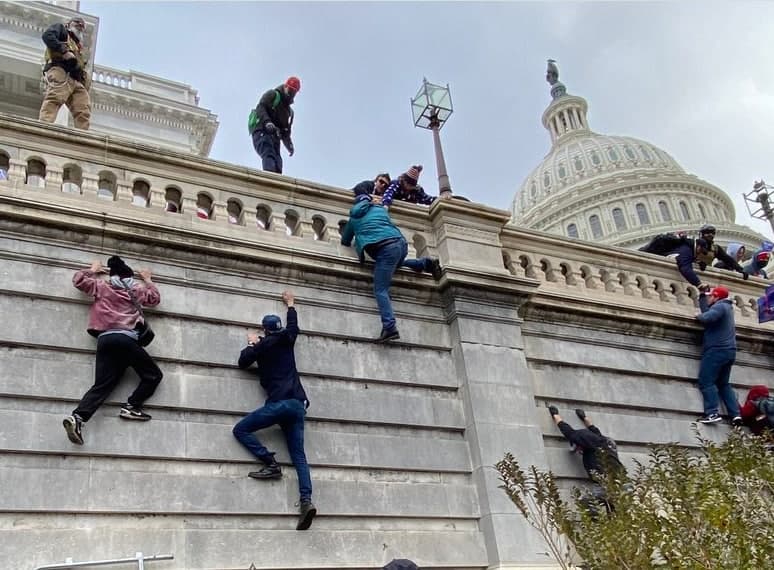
[375,328,400,343]
[696,413,722,424]
[731,416,743,427]
[63,415,84,445]
[248,464,282,480]
[296,500,317,531]
[119,404,152,421]
[428,258,443,281]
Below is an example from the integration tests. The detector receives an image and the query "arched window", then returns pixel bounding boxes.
[26,159,46,188]
[312,216,327,241]
[612,207,627,231]
[697,203,706,220]
[679,201,690,221]
[589,214,603,238]
[97,172,116,200]
[226,199,243,224]
[0,151,9,180]
[165,186,182,213]
[196,193,213,219]
[256,205,271,230]
[636,203,650,225]
[61,165,82,194]
[131,180,150,207]
[658,200,671,222]
[567,223,579,238]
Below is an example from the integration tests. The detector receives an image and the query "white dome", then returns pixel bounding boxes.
[513,133,686,218]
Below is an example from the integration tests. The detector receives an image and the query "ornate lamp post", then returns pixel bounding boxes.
[743,179,774,235]
[411,78,454,198]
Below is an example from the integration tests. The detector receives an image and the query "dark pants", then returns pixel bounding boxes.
[252,130,282,174]
[697,348,740,417]
[369,237,432,332]
[232,398,312,501]
[74,333,163,421]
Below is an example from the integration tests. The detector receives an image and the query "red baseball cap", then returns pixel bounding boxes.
[285,76,301,92]
[709,286,729,299]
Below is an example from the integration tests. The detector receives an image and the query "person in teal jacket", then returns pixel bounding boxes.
[341,194,441,342]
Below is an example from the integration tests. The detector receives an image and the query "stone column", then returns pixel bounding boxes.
[430,200,550,569]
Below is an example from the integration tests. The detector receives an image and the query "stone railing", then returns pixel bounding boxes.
[502,226,771,331]
[0,112,772,333]
[0,114,436,265]
[92,65,133,90]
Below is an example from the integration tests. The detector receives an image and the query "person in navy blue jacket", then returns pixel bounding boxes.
[695,286,742,425]
[233,290,316,530]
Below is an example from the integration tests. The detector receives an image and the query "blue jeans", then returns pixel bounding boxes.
[252,130,282,174]
[697,348,740,417]
[232,399,312,501]
[371,237,432,331]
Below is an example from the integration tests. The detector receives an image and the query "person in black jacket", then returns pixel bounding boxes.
[639,225,748,290]
[352,172,392,198]
[249,76,300,174]
[39,17,91,129]
[233,290,316,530]
[548,405,626,516]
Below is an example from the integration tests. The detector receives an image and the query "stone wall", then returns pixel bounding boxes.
[0,114,771,570]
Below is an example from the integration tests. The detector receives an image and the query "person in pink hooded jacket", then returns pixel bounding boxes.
[63,256,162,445]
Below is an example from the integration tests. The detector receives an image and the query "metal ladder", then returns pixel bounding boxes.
[34,552,173,570]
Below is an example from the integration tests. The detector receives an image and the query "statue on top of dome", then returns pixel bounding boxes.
[546,59,559,85]
[546,59,566,99]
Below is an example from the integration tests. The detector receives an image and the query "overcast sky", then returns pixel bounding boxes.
[81,0,774,239]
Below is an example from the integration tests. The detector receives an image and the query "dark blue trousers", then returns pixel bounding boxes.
[252,130,283,174]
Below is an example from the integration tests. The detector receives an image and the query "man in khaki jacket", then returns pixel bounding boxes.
[39,17,91,130]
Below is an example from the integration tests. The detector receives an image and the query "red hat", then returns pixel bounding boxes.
[710,286,729,299]
[757,251,770,263]
[403,165,422,187]
[285,76,301,92]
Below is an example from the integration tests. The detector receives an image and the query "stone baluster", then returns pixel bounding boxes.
[539,257,563,283]
[297,219,315,240]
[116,181,133,204]
[81,173,99,199]
[7,159,26,186]
[182,195,197,217]
[149,187,165,209]
[580,264,603,290]
[671,282,691,306]
[46,166,63,192]
[599,269,620,294]
[269,211,287,235]
[212,201,229,226]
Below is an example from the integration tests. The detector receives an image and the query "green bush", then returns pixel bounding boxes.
[495,430,774,570]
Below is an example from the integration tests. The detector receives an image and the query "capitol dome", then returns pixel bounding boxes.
[510,62,766,251]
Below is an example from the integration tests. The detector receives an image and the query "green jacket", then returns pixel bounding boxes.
[341,198,403,260]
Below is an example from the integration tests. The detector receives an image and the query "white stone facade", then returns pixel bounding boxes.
[0,0,218,156]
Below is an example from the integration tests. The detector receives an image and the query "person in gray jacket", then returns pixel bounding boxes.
[695,285,741,425]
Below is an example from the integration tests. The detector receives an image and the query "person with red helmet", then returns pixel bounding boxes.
[695,285,742,425]
[248,76,300,174]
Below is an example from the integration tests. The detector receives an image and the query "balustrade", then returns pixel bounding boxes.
[0,114,770,332]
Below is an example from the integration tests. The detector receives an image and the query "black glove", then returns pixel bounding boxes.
[548,405,559,417]
[698,262,707,271]
[742,271,750,280]
[575,408,586,421]
[264,122,277,134]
